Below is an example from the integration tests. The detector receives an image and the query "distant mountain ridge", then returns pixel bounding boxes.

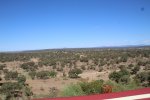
[1,44,150,53]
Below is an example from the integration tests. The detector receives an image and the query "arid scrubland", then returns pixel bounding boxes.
[0,47,150,99]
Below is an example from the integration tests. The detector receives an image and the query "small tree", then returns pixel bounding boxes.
[120,55,128,62]
[109,71,122,83]
[128,64,134,69]
[36,71,49,79]
[0,77,2,81]
[148,72,150,86]
[144,64,150,70]
[21,62,37,71]
[4,71,18,80]
[49,71,57,78]
[81,65,86,70]
[24,86,33,99]
[121,69,130,76]
[135,72,148,83]
[119,75,130,84]
[29,71,36,80]
[49,87,58,98]
[3,69,8,74]
[17,75,26,85]
[0,64,6,70]
[68,68,82,78]
[80,57,88,62]
[109,68,130,83]
[0,82,22,99]
[131,66,140,74]
[79,80,104,95]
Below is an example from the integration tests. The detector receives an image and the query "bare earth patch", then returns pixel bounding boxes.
[26,78,79,95]
[78,70,110,81]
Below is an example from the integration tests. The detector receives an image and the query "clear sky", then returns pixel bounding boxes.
[0,0,150,51]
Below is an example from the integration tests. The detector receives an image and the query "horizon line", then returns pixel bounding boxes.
[0,44,150,53]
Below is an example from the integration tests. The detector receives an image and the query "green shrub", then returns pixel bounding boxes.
[4,71,18,80]
[109,69,130,83]
[124,80,141,90]
[61,84,85,97]
[3,69,8,74]
[105,80,124,92]
[105,80,140,92]
[56,67,63,72]
[120,55,128,62]
[29,71,36,79]
[148,72,150,86]
[24,86,33,97]
[80,57,88,62]
[120,68,130,76]
[119,65,126,70]
[119,75,130,84]
[79,80,104,95]
[137,61,146,66]
[49,71,57,78]
[81,65,86,70]
[145,64,150,70]
[36,71,49,79]
[68,68,82,78]
[98,67,103,72]
[49,87,59,98]
[0,64,6,70]
[21,62,37,71]
[109,71,122,83]
[128,64,134,69]
[134,71,150,86]
[0,82,22,96]
[17,75,26,85]
[131,66,140,74]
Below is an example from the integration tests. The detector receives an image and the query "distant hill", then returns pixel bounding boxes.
[1,44,150,53]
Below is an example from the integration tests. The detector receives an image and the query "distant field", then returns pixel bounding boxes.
[0,46,150,99]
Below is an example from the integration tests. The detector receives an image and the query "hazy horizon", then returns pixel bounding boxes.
[0,0,150,51]
[1,44,150,52]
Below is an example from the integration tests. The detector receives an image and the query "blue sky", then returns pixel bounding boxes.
[0,0,150,51]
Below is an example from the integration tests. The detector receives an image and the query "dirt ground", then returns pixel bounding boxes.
[26,78,79,95]
[0,58,125,96]
[78,70,110,81]
[26,70,110,95]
